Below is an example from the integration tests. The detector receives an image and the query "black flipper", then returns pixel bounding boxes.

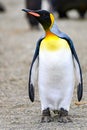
[28,38,43,102]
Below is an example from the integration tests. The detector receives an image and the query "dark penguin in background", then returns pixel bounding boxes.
[0,3,6,12]
[22,9,83,123]
[25,0,42,29]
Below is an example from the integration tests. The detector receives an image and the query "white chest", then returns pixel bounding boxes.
[38,48,74,110]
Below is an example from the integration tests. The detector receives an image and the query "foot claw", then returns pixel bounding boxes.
[58,116,72,123]
[41,116,53,123]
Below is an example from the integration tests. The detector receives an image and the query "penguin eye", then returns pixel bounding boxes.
[42,13,46,17]
[42,13,50,19]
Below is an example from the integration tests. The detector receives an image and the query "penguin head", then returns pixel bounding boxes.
[22,9,54,31]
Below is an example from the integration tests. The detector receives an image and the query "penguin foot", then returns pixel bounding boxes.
[58,108,72,123]
[41,108,53,123]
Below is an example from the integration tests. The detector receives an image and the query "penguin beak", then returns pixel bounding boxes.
[22,9,40,17]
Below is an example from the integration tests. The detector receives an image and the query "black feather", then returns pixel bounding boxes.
[28,38,43,102]
[29,83,34,102]
[77,83,83,101]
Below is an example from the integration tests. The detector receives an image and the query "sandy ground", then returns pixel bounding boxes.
[0,0,87,130]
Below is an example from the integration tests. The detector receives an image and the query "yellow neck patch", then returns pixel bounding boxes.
[40,31,70,51]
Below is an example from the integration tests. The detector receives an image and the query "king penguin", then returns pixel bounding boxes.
[22,9,83,123]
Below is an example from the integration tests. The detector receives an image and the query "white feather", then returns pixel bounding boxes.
[31,57,39,87]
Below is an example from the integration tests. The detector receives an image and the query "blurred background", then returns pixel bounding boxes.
[0,0,87,129]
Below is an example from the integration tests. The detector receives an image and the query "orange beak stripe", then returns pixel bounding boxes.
[28,12,40,17]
